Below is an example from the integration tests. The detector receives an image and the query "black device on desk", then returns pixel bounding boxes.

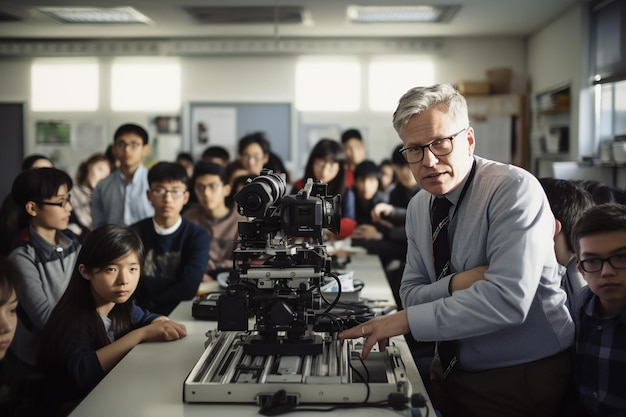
[192,292,221,320]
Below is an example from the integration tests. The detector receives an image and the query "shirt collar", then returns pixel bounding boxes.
[152,216,182,235]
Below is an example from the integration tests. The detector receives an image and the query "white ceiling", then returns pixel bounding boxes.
[0,0,588,40]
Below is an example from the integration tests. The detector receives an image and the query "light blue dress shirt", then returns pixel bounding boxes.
[400,156,574,372]
[91,164,154,227]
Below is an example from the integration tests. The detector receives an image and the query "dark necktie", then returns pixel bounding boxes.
[431,197,458,378]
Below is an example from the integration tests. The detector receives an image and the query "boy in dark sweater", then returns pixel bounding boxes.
[131,162,210,315]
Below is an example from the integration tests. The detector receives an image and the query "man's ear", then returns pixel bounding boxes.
[142,143,152,158]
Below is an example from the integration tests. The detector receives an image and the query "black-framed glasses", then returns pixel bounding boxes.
[578,253,626,273]
[115,141,143,150]
[35,194,71,208]
[150,188,186,199]
[399,126,469,164]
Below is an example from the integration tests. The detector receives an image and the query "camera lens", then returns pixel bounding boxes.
[234,170,286,218]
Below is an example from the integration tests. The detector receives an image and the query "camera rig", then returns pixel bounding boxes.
[184,170,416,407]
[217,170,341,356]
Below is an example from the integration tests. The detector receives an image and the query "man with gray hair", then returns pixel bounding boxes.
[340,83,573,417]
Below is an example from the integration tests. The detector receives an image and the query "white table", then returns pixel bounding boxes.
[69,254,434,417]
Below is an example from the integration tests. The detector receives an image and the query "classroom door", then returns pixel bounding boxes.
[0,103,24,199]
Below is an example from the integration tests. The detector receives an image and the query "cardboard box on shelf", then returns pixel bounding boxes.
[486,67,528,94]
[456,80,491,95]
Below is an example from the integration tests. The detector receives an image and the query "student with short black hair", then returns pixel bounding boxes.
[237,131,270,176]
[184,161,245,283]
[538,177,594,307]
[92,123,154,227]
[5,167,81,389]
[130,162,210,315]
[38,224,187,415]
[352,160,384,226]
[340,128,366,188]
[570,203,626,416]
[201,145,230,166]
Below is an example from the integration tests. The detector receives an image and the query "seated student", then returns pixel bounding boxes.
[292,138,356,240]
[340,128,366,188]
[38,224,187,415]
[352,160,385,226]
[183,161,245,282]
[69,153,112,238]
[539,177,594,308]
[6,168,81,377]
[92,123,154,228]
[175,152,194,179]
[0,257,19,415]
[378,158,395,202]
[201,145,230,167]
[237,132,270,176]
[130,162,210,315]
[0,154,55,257]
[570,203,626,417]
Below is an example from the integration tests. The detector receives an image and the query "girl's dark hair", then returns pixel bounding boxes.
[12,167,73,207]
[38,224,144,373]
[22,154,53,171]
[0,257,18,305]
[76,153,111,187]
[303,138,347,196]
[11,167,73,232]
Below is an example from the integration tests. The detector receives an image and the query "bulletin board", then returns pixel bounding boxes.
[188,102,291,163]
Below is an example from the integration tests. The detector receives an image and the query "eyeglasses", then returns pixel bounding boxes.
[115,141,143,150]
[399,127,469,164]
[150,188,186,199]
[241,153,264,162]
[36,194,71,208]
[578,254,626,273]
[194,183,222,193]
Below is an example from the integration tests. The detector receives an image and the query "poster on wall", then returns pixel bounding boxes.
[73,121,106,152]
[189,106,237,157]
[35,120,71,145]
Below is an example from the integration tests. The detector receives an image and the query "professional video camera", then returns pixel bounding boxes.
[217,170,342,355]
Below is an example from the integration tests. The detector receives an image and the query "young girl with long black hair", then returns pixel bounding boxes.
[38,224,187,414]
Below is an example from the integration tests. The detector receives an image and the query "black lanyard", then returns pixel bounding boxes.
[431,158,477,223]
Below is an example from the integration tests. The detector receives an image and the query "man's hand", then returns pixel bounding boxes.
[450,265,488,293]
[338,310,410,358]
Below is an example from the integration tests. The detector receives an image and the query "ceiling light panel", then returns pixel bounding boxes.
[37,7,152,24]
[347,5,460,23]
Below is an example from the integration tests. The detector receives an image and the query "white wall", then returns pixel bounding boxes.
[527,4,589,160]
[0,37,526,178]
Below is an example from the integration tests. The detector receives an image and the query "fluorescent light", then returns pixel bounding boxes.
[31,61,99,112]
[347,5,459,23]
[38,7,151,24]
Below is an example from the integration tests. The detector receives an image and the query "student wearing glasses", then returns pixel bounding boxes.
[5,167,81,387]
[130,162,209,315]
[570,203,626,417]
[92,123,154,228]
[339,84,573,417]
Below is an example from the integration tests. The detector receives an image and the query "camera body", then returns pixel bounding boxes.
[218,170,341,355]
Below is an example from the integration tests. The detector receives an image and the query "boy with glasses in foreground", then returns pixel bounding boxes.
[571,203,626,416]
[130,162,209,315]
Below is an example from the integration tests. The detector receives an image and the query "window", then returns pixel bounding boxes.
[111,59,181,111]
[295,60,360,111]
[368,59,434,112]
[31,60,99,111]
